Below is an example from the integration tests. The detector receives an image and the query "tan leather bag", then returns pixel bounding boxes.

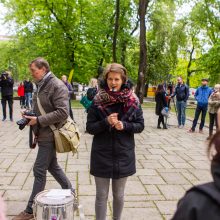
[37,95,80,155]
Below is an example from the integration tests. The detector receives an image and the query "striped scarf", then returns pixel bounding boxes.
[93,87,140,116]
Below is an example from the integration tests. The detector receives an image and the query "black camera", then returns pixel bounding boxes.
[16,111,36,130]
[1,72,8,80]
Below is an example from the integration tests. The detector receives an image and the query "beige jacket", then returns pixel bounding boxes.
[208,92,220,114]
[32,73,69,141]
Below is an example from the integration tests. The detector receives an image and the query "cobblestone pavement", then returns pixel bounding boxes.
[0,101,212,220]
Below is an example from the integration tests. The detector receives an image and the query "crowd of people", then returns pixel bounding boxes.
[155,77,220,140]
[0,58,220,220]
[17,79,34,110]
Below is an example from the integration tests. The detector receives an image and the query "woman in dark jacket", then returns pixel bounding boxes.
[155,84,168,129]
[86,63,144,220]
[172,113,220,220]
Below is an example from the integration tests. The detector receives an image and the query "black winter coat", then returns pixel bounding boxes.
[86,102,144,179]
[0,76,14,97]
[172,84,189,102]
[155,91,167,115]
[172,161,220,220]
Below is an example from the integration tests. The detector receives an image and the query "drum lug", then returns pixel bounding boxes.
[33,203,37,219]
[42,205,49,220]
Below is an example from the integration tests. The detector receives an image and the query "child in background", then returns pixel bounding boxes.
[17,82,25,108]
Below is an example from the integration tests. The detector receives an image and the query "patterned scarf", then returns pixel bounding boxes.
[93,86,140,117]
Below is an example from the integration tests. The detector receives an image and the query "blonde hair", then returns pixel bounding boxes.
[214,84,220,92]
[89,78,98,88]
[103,63,127,83]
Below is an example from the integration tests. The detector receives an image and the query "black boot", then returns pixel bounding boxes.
[161,116,167,129]
[157,117,161,129]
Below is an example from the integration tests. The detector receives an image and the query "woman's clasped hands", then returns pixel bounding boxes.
[107,113,124,130]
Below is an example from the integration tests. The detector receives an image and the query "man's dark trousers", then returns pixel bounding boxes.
[1,95,13,119]
[191,105,208,131]
[25,141,72,214]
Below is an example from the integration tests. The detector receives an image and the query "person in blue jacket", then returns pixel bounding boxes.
[189,78,212,133]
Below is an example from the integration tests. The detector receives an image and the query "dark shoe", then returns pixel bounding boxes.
[12,211,34,220]
[2,117,6,121]
[10,118,13,122]
[157,126,161,129]
[188,128,195,133]
[163,125,168,129]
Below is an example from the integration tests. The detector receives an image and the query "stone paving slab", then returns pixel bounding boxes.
[0,101,212,220]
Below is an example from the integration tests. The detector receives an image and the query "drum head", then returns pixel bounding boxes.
[35,190,74,206]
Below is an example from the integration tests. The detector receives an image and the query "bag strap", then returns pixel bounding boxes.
[36,94,64,152]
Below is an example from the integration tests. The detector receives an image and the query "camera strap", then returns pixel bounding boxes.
[29,126,38,149]
[36,94,65,153]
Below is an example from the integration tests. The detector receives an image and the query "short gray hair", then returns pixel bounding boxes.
[29,57,50,72]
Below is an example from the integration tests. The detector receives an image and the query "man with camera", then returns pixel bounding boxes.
[13,58,74,220]
[0,71,14,121]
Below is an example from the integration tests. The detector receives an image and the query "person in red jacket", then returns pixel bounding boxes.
[17,82,25,108]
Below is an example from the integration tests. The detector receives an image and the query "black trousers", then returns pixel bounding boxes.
[158,114,165,127]
[69,99,74,120]
[1,95,13,119]
[26,141,73,213]
[191,105,207,131]
[209,113,219,136]
[20,96,25,107]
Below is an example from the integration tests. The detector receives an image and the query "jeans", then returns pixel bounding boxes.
[94,177,127,220]
[209,113,218,136]
[191,105,208,131]
[1,95,13,119]
[176,101,186,126]
[26,141,73,214]
[25,92,32,109]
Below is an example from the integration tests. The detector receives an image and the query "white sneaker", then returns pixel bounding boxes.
[179,125,184,129]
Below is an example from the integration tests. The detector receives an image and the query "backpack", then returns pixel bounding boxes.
[37,96,81,155]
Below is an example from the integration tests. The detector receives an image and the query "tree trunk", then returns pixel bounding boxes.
[113,0,120,62]
[186,38,195,86]
[135,0,149,104]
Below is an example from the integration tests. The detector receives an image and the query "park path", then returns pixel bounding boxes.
[0,101,212,220]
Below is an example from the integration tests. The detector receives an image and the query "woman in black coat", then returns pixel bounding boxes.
[86,63,144,220]
[155,84,168,129]
[172,119,220,220]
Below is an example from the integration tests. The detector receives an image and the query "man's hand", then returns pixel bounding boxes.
[25,116,37,126]
[114,121,124,131]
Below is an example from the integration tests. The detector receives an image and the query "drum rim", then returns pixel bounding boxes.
[34,190,75,206]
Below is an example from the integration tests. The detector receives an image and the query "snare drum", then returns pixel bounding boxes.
[33,190,75,220]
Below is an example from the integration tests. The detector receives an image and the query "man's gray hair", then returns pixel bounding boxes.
[29,57,50,72]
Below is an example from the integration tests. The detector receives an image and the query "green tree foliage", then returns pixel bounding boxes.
[0,0,219,88]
